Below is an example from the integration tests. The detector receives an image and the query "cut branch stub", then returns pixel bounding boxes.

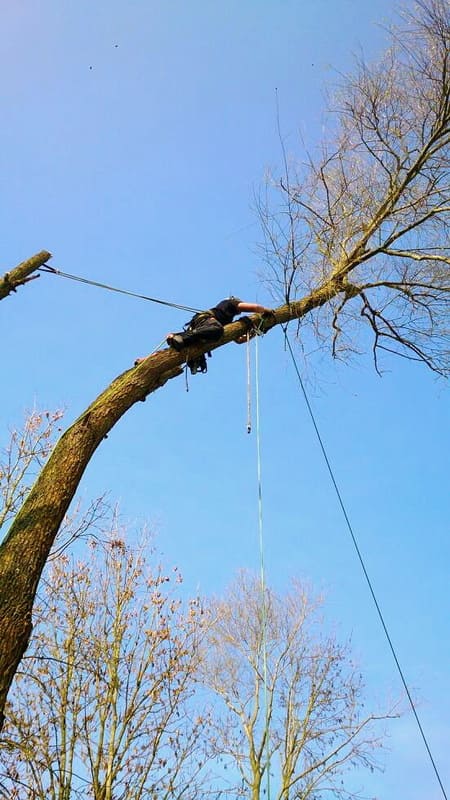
[0,251,52,301]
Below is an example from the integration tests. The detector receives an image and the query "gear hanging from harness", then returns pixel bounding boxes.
[182,310,224,374]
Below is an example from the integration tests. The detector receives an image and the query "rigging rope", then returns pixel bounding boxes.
[39,264,203,313]
[282,326,448,800]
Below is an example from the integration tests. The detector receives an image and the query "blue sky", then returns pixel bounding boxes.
[1,1,449,798]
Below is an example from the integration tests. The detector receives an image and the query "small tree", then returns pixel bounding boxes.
[0,409,107,559]
[200,572,397,800]
[0,410,64,533]
[0,528,210,799]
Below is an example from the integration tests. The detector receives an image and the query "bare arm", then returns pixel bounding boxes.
[236,302,272,314]
[233,302,275,344]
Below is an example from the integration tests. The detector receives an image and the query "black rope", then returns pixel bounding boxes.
[283,326,448,800]
[40,265,202,314]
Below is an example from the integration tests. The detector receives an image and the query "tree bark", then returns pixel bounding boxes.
[0,251,52,300]
[0,275,342,729]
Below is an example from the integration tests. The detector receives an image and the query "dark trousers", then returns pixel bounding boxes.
[178,316,224,346]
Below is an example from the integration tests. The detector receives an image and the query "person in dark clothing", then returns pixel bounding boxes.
[166,297,272,354]
[134,297,274,373]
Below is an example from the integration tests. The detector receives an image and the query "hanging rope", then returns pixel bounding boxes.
[138,336,168,360]
[39,264,202,313]
[254,333,272,800]
[282,326,448,800]
[246,331,252,434]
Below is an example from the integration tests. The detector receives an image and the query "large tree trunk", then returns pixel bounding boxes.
[0,277,342,728]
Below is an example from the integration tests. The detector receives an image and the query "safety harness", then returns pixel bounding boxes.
[184,310,217,374]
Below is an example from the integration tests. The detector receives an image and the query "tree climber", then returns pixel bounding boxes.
[136,297,274,374]
[167,296,274,374]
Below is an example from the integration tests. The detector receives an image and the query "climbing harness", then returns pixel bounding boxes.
[182,311,217,375]
[185,309,216,328]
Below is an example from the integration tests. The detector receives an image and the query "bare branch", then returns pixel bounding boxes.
[257,0,450,375]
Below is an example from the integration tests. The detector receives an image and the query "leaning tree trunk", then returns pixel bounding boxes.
[0,276,344,728]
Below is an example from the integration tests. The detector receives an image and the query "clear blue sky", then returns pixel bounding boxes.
[1,2,449,798]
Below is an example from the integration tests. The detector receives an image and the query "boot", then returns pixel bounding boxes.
[167,331,200,350]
